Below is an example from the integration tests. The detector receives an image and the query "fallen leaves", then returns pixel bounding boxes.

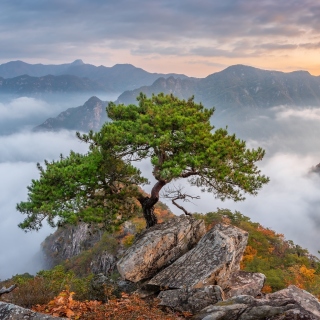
[33,290,192,319]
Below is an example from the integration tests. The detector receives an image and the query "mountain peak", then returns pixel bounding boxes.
[71,59,84,66]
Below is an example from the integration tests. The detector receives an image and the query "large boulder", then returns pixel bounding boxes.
[117,216,206,282]
[158,285,224,314]
[148,224,248,290]
[224,271,266,299]
[267,285,320,318]
[0,302,64,320]
[193,286,320,320]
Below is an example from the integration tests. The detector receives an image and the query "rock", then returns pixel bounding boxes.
[116,279,138,294]
[42,223,102,267]
[148,224,248,290]
[158,285,223,314]
[0,301,64,319]
[117,216,206,282]
[267,285,320,318]
[89,273,112,302]
[193,286,320,320]
[90,250,117,275]
[224,271,265,299]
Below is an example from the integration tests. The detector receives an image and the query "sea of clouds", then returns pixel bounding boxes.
[1,95,320,280]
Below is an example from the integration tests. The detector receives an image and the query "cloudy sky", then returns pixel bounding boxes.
[1,0,320,77]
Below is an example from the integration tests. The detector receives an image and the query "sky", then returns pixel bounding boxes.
[1,0,320,77]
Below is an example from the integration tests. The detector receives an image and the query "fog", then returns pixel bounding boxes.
[1,94,320,280]
[0,94,98,280]
[0,93,117,135]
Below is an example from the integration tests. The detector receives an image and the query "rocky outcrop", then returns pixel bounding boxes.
[116,220,320,318]
[148,224,248,290]
[117,215,206,282]
[90,251,117,275]
[42,223,102,267]
[0,302,64,320]
[224,271,266,299]
[194,286,320,320]
[158,285,224,314]
[269,285,320,318]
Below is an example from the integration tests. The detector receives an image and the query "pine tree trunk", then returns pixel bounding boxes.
[139,196,158,228]
[138,180,166,228]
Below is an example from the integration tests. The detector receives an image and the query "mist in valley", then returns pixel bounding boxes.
[1,93,320,280]
[0,93,111,280]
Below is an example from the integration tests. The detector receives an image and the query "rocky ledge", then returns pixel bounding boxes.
[117,216,320,319]
[0,301,64,320]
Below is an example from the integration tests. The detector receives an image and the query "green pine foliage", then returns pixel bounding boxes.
[89,93,269,200]
[17,149,147,231]
[17,92,268,230]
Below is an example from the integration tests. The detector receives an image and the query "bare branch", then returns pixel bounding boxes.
[0,284,17,296]
[162,185,200,216]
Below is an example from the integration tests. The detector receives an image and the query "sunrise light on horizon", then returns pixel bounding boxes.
[1,1,320,77]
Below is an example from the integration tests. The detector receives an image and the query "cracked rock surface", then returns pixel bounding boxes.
[148,224,248,289]
[0,302,64,320]
[193,286,320,320]
[117,215,206,282]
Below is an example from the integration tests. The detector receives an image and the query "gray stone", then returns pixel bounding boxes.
[194,286,320,319]
[0,301,64,319]
[42,223,102,267]
[267,285,320,318]
[224,271,265,298]
[90,250,117,275]
[89,273,111,302]
[158,285,223,314]
[117,216,206,282]
[148,224,248,289]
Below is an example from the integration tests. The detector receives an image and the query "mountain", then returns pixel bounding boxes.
[0,74,105,94]
[0,60,189,93]
[116,65,320,111]
[34,96,108,132]
[34,64,320,133]
[0,60,83,78]
[116,76,198,105]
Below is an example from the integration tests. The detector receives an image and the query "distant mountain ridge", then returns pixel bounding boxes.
[21,62,320,132]
[0,74,105,94]
[117,65,320,111]
[0,60,189,93]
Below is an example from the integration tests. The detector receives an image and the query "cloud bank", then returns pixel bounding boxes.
[0,130,89,280]
[0,94,91,280]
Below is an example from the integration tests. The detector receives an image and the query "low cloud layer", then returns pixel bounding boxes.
[0,94,91,280]
[0,94,99,135]
[0,130,89,280]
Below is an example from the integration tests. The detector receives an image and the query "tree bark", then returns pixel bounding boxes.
[138,180,166,228]
[0,284,17,296]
